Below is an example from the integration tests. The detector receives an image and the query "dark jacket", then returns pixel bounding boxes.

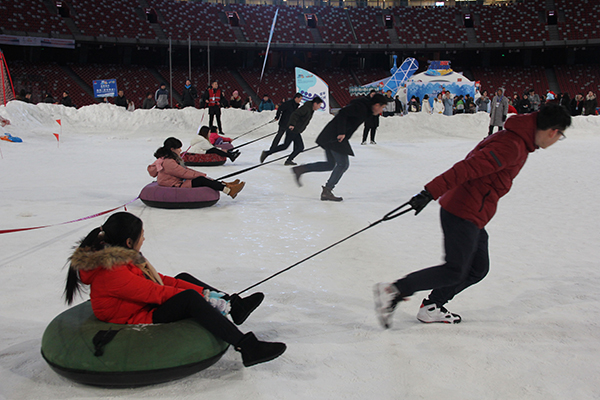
[230,96,243,109]
[570,98,584,116]
[583,96,598,116]
[114,95,128,108]
[316,96,373,156]
[181,85,197,108]
[364,113,379,128]
[61,96,75,108]
[142,97,156,109]
[518,98,531,114]
[276,99,300,127]
[425,112,538,229]
[287,101,316,134]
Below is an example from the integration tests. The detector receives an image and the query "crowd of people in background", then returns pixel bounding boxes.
[11,78,600,118]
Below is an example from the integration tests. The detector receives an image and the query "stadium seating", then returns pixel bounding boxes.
[347,7,391,45]
[469,2,549,43]
[471,65,548,98]
[229,4,313,44]
[0,0,71,36]
[68,0,155,39]
[8,61,95,106]
[554,65,600,96]
[238,68,295,108]
[70,64,159,107]
[306,6,355,44]
[392,6,468,45]
[555,0,600,41]
[147,0,236,42]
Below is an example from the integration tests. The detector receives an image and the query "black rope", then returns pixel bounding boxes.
[236,201,414,295]
[231,119,275,141]
[232,131,277,150]
[216,145,319,181]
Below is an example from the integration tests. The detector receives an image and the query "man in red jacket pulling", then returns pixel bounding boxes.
[374,104,572,329]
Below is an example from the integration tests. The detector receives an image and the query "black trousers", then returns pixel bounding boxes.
[152,273,244,345]
[488,125,501,136]
[362,126,377,142]
[191,176,225,191]
[266,129,304,162]
[208,106,223,133]
[269,124,287,150]
[206,147,229,158]
[394,208,490,307]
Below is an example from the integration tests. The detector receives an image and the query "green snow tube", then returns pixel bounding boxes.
[41,301,229,387]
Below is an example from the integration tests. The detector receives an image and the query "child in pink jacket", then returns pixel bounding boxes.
[148,137,245,198]
[208,126,232,145]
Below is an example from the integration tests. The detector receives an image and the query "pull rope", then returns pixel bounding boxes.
[231,119,275,141]
[232,131,277,150]
[236,201,414,295]
[216,145,319,181]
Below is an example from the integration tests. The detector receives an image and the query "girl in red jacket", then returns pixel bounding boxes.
[64,212,286,367]
[148,137,244,198]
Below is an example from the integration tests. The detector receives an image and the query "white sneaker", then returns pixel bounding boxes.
[373,283,402,329]
[417,300,461,324]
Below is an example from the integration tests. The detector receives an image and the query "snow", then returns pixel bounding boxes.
[1,101,599,399]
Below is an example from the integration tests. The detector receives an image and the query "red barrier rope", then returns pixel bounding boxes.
[0,197,139,235]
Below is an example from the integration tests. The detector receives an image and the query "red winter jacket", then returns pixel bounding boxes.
[72,246,204,324]
[425,112,539,229]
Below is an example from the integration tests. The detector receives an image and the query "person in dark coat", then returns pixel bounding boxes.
[229,91,243,109]
[114,90,128,108]
[292,94,388,201]
[181,80,197,108]
[260,96,323,166]
[142,92,155,109]
[268,93,302,151]
[362,90,380,145]
[570,93,584,116]
[518,94,532,114]
[583,91,597,116]
[373,104,572,329]
[43,93,56,104]
[60,91,75,108]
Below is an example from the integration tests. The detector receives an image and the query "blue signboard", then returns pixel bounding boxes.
[93,79,118,98]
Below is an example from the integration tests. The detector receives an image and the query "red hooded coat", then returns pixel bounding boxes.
[71,246,204,324]
[425,112,539,229]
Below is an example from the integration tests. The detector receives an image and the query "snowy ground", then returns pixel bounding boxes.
[1,101,599,399]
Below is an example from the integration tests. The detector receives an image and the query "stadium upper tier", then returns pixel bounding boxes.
[1,0,598,49]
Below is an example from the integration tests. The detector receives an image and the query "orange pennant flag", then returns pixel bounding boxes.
[56,119,61,126]
[53,133,59,141]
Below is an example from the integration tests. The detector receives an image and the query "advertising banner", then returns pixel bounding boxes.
[93,79,118,98]
[295,67,329,113]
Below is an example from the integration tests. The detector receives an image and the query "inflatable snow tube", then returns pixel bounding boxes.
[182,143,234,166]
[182,152,226,167]
[41,301,229,388]
[139,182,219,209]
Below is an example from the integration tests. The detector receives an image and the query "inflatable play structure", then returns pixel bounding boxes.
[0,50,15,106]
[139,182,220,209]
[349,56,419,98]
[407,61,476,109]
[41,301,229,387]
[1,133,22,142]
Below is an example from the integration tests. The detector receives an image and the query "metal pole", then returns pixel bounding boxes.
[207,39,211,87]
[169,38,173,108]
[188,34,191,80]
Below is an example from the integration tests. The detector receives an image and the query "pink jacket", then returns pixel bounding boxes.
[209,132,232,145]
[147,157,206,188]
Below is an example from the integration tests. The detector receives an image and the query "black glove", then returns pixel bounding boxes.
[502,114,507,122]
[409,189,433,215]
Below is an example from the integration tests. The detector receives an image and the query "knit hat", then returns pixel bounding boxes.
[233,90,239,97]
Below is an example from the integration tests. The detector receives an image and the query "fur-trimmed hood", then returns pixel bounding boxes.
[70,246,144,272]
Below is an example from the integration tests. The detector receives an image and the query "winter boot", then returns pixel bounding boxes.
[373,282,404,329]
[229,150,241,162]
[291,165,307,187]
[235,332,287,367]
[224,180,245,199]
[260,150,269,163]
[416,299,461,324]
[229,292,265,325]
[320,186,343,202]
[284,159,297,166]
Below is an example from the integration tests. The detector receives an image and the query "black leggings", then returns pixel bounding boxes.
[191,176,225,191]
[362,126,377,142]
[206,147,229,158]
[152,273,244,345]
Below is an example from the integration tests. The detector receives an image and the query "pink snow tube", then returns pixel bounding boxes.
[139,182,219,209]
